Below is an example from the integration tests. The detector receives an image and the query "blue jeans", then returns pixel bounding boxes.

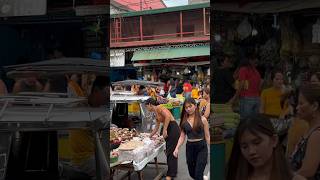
[170,91,177,98]
[184,92,191,99]
[239,97,260,120]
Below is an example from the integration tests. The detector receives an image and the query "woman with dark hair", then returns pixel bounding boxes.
[229,53,262,119]
[173,98,210,180]
[290,84,320,179]
[226,114,301,180]
[199,87,210,119]
[144,98,180,180]
[260,70,286,118]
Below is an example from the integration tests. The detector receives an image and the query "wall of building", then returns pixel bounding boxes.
[114,10,207,42]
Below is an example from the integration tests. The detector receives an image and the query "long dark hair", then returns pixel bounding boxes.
[145,97,159,106]
[226,114,293,180]
[299,83,320,110]
[180,98,203,132]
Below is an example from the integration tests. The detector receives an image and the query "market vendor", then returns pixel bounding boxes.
[144,98,180,180]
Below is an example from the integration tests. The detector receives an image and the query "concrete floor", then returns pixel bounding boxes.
[112,141,210,180]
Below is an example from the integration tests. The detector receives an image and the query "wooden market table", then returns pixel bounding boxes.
[110,143,166,180]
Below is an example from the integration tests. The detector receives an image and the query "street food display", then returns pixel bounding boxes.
[110,127,165,165]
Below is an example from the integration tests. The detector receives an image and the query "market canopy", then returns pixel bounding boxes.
[213,0,320,13]
[131,45,210,61]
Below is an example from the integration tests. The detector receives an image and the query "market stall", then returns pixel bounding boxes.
[0,58,109,180]
[110,94,166,180]
[110,128,165,180]
[210,104,240,180]
[211,2,320,179]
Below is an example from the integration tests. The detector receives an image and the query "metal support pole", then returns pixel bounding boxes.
[140,16,143,41]
[180,11,183,38]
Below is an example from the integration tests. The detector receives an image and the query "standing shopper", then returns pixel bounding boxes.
[290,84,320,180]
[183,79,192,99]
[212,54,235,104]
[260,70,286,118]
[145,98,180,180]
[199,87,210,119]
[168,78,177,98]
[173,98,210,180]
[229,53,262,119]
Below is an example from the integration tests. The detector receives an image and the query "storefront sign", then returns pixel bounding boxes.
[110,49,125,67]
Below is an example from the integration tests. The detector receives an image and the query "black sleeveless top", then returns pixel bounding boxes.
[290,127,320,180]
[181,120,204,140]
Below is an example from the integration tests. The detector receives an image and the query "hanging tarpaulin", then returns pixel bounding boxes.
[131,45,210,61]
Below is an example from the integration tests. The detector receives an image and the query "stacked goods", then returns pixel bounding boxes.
[118,140,144,151]
[160,103,173,109]
[111,131,165,163]
[212,104,240,139]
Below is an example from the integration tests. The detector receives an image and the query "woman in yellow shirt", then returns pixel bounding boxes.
[260,70,285,117]
[191,84,200,99]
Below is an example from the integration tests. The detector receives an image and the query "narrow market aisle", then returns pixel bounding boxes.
[112,141,209,180]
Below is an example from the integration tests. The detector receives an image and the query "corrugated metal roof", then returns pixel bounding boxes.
[111,2,210,18]
[112,0,166,12]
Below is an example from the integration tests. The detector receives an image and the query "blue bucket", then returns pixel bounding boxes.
[172,106,181,121]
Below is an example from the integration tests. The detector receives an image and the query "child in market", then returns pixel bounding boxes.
[226,114,305,180]
[173,98,210,180]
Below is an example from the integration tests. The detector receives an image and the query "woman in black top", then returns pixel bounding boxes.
[290,84,320,180]
[173,98,210,180]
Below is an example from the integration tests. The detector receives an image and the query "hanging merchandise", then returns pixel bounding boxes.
[280,16,302,56]
[198,68,204,82]
[237,17,252,40]
[312,18,320,43]
[222,41,236,56]
[260,38,280,67]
